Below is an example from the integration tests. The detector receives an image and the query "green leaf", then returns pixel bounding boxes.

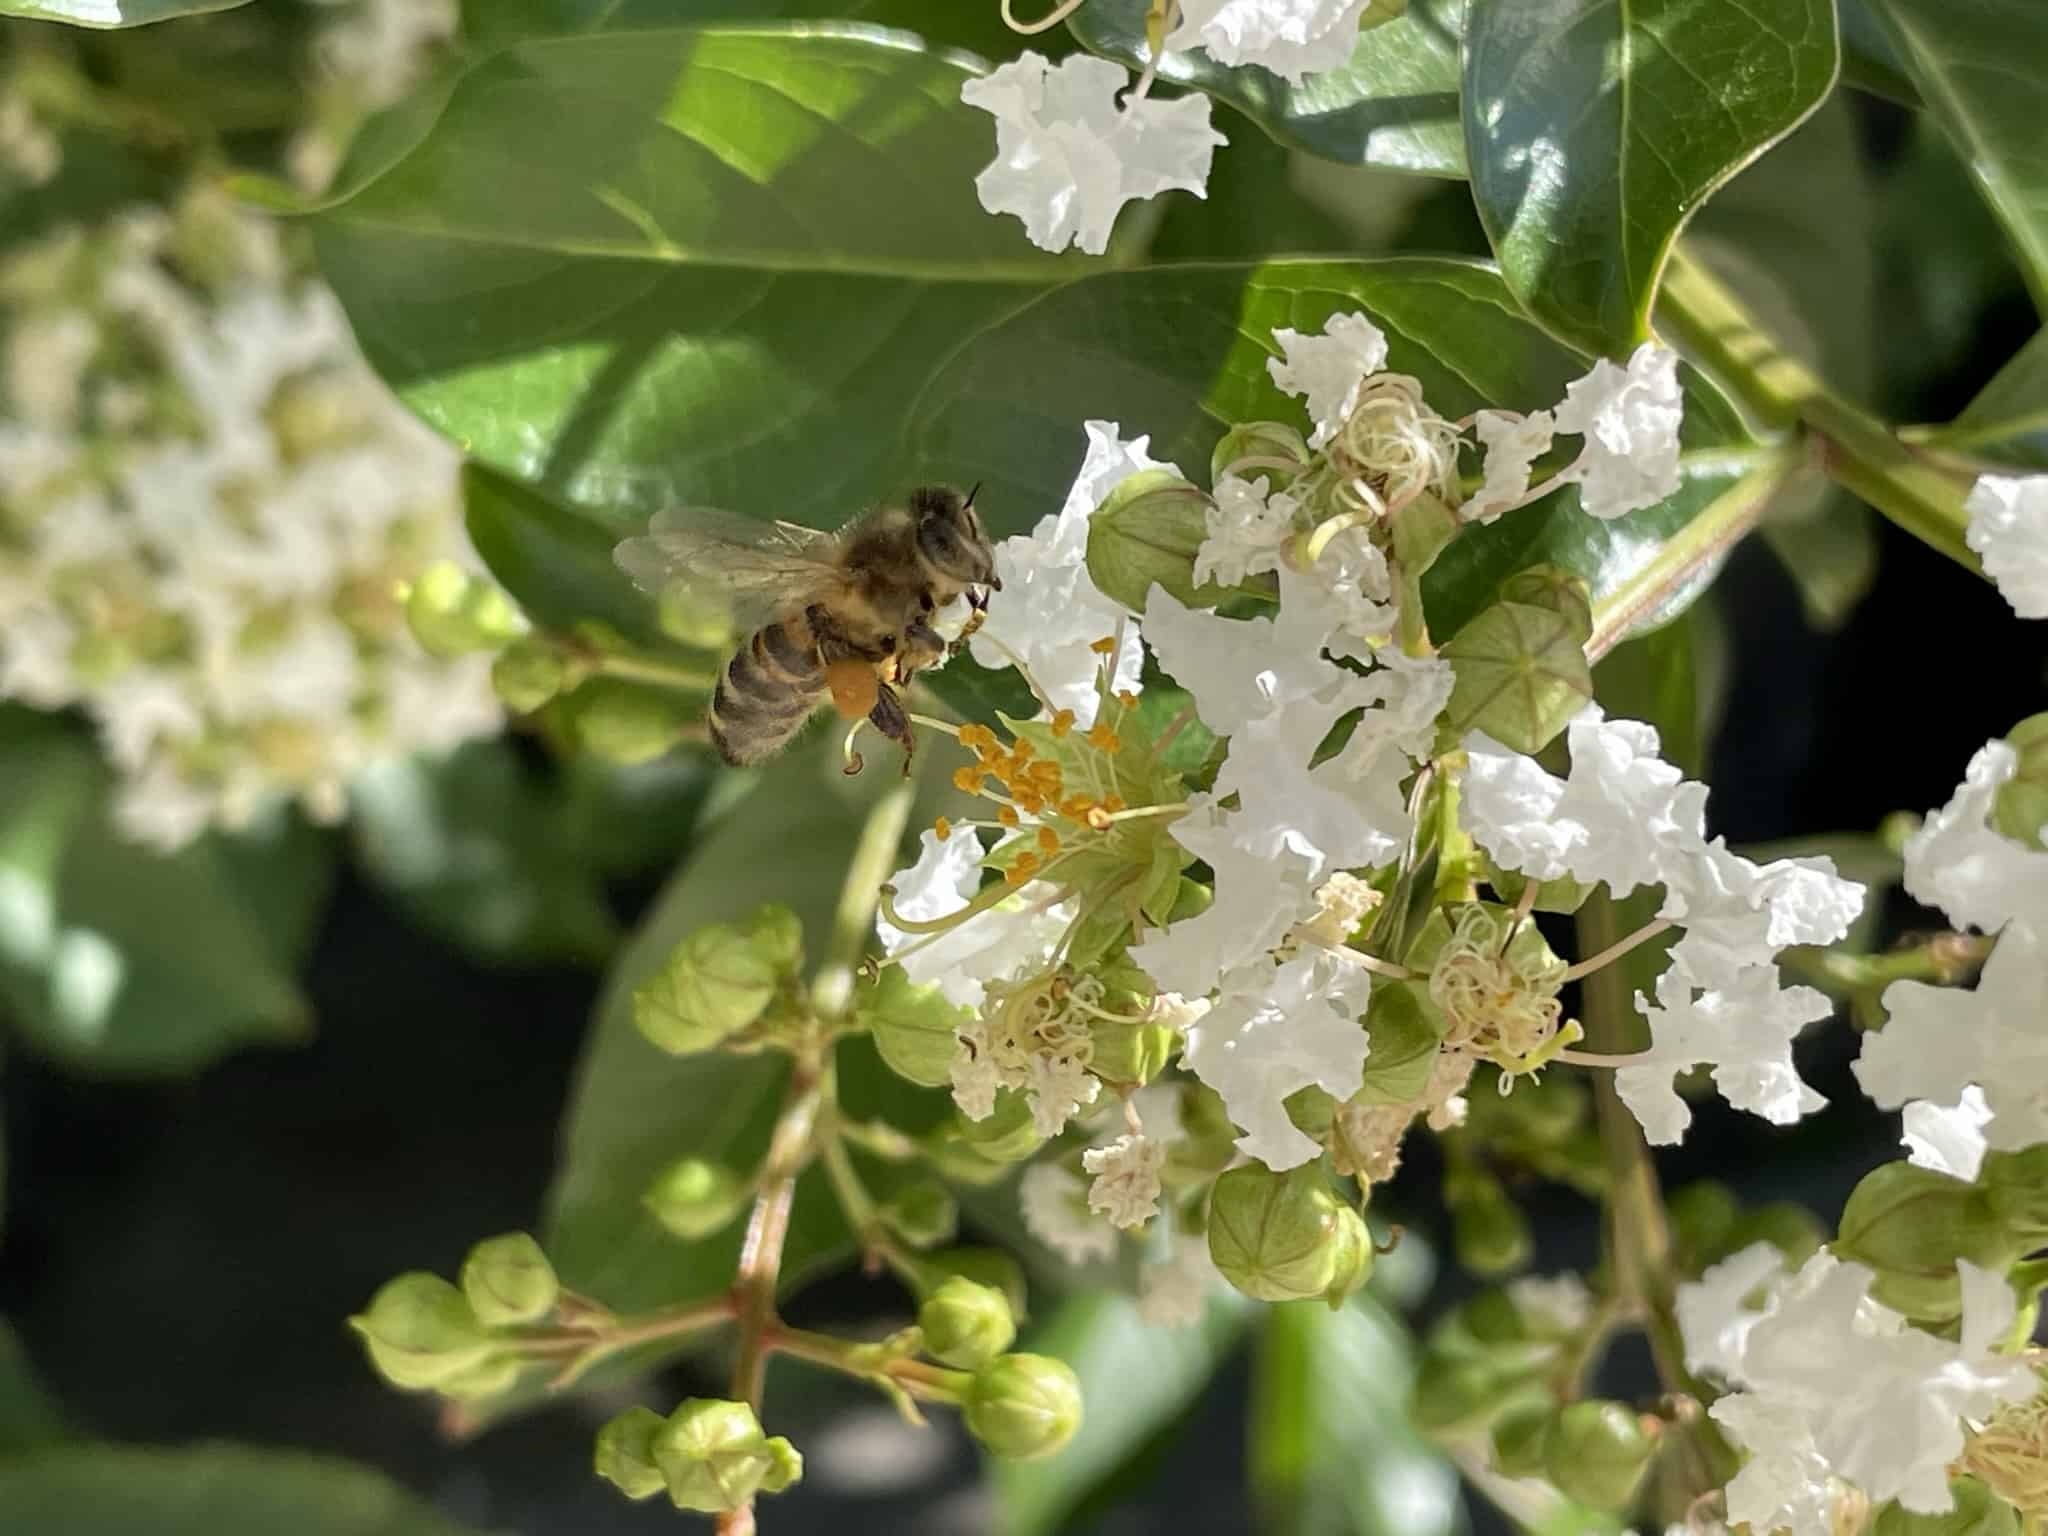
[348,741,624,967]
[1838,0,1921,107]
[0,0,249,24]
[0,1444,484,1535]
[992,1291,1248,1536]
[1068,0,1469,176]
[1462,0,1838,356]
[1249,1298,1460,1536]
[460,0,1035,56]
[1591,614,1704,776]
[0,1324,66,1458]
[1866,0,2048,309]
[1931,326,2048,470]
[460,464,667,648]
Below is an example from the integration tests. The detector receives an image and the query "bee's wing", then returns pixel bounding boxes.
[614,506,844,635]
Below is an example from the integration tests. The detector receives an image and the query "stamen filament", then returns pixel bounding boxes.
[1560,919,1673,982]
[1000,0,1087,33]
[876,874,1019,935]
[906,712,961,738]
[1338,946,1421,981]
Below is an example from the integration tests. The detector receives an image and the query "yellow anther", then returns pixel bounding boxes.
[1102,793,1127,814]
[1036,824,1060,855]
[1049,709,1077,738]
[1012,737,1035,762]
[1115,690,1139,710]
[998,805,1021,828]
[953,765,985,794]
[1059,793,1094,821]
[1089,635,1117,655]
[1086,723,1121,753]
[1005,851,1041,886]
[959,723,998,753]
[935,815,953,841]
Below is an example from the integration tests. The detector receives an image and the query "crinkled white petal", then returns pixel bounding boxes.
[1267,311,1389,448]
[1677,1241,1787,1384]
[1552,342,1683,519]
[1081,1133,1165,1228]
[1964,473,2048,619]
[1901,1086,1993,1182]
[1462,409,1555,523]
[1167,0,1373,82]
[1900,738,2048,935]
[1194,473,1298,589]
[1019,1162,1117,1266]
[1616,965,1830,1144]
[876,829,1072,1009]
[1712,1393,1840,1536]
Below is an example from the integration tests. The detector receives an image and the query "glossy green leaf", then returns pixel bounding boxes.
[992,1291,1248,1536]
[1866,0,2048,310]
[1250,1297,1460,1536]
[1837,0,1920,106]
[1462,0,1838,356]
[0,1445,483,1536]
[0,0,248,24]
[1932,327,2048,470]
[0,1324,66,1458]
[1068,0,1468,176]
[460,0,1035,56]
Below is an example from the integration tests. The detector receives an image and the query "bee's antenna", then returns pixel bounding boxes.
[964,480,983,510]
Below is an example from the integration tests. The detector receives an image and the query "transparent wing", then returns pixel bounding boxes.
[613,506,844,634]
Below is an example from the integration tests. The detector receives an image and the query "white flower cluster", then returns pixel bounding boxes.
[1854,737,2048,1179]
[1964,473,2048,620]
[1465,708,1863,1143]
[293,0,460,189]
[0,192,499,849]
[1679,1245,2036,1533]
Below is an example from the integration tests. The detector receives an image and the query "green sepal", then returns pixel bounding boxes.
[917,1277,1017,1370]
[855,966,968,1090]
[1350,980,1448,1106]
[1497,564,1594,643]
[652,1399,802,1513]
[631,904,802,1056]
[1210,420,1312,491]
[1545,1400,1655,1513]
[1992,713,2048,850]
[1085,469,1234,615]
[1442,599,1596,754]
[1871,1477,2023,1536]
[1489,1400,1556,1479]
[1834,1161,2020,1324]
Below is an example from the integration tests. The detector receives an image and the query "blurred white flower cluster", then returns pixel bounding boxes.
[0,187,499,850]
[292,0,460,190]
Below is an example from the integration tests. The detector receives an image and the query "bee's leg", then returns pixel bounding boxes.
[903,618,947,673]
[949,588,991,656]
[868,682,915,776]
[807,604,894,664]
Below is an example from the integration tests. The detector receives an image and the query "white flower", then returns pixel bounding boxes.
[1552,342,1684,520]
[1507,1272,1594,1336]
[1899,738,2048,936]
[1677,1241,1787,1384]
[1964,473,2048,618]
[1462,409,1555,523]
[1616,966,1830,1144]
[1276,528,1397,657]
[1857,920,2048,1166]
[1713,1393,1842,1536]
[1194,473,1297,589]
[1267,312,1390,448]
[1661,843,1864,992]
[1166,0,1374,83]
[1139,1235,1218,1328]
[960,53,1225,256]
[875,830,1071,1009]
[1181,946,1373,1169]
[1019,1162,1116,1265]
[969,420,1155,724]
[1902,1086,1995,1182]
[1081,1133,1165,1228]
[1140,586,1347,739]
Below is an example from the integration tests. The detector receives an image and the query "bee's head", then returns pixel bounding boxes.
[911,484,999,589]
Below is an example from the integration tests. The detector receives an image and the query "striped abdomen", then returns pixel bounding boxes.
[708,618,827,766]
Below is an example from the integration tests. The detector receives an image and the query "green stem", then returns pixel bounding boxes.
[728,1060,827,1413]
[820,1136,882,1240]
[1656,247,1981,574]
[546,1296,737,1389]
[813,783,915,1018]
[587,651,719,692]
[769,1325,972,1405]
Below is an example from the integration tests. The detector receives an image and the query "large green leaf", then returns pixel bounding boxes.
[460,0,1037,56]
[0,1445,483,1536]
[992,1291,1248,1536]
[1837,0,1920,106]
[1249,1297,1460,1536]
[1068,0,1469,176]
[1865,0,2048,311]
[1462,0,1838,356]
[1929,326,2048,470]
[0,0,247,23]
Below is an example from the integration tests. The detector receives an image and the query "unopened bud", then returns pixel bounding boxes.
[1084,468,1221,614]
[492,636,568,714]
[912,1247,1030,1320]
[919,1277,1017,1370]
[1836,1163,2014,1324]
[1546,1400,1655,1513]
[461,1232,559,1326]
[1411,1355,1519,1434]
[1489,1401,1555,1479]
[1442,598,1595,755]
[1451,1181,1532,1277]
[1874,1478,2023,1536]
[1210,420,1312,490]
[571,679,696,765]
[633,904,802,1055]
[963,1353,1083,1461]
[405,562,525,658]
[1993,714,2048,851]
[653,1399,803,1513]
[880,1180,958,1250]
[349,1273,494,1391]
[1497,563,1594,643]
[436,1354,521,1401]
[646,1158,752,1239]
[594,1406,667,1500]
[1207,1164,1373,1306]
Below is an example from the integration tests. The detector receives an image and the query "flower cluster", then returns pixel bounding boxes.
[292,0,461,190]
[0,188,499,848]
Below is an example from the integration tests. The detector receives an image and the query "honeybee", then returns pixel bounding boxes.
[614,486,1000,771]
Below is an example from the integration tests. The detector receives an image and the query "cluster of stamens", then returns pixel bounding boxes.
[954,969,1108,1135]
[1427,906,1579,1083]
[1964,1377,2048,1516]
[1319,374,1463,522]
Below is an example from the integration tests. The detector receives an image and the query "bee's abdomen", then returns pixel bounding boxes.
[707,620,827,766]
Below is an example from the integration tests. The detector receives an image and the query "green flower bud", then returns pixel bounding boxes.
[1497,564,1594,644]
[858,966,968,1090]
[1084,468,1224,614]
[1546,1400,1655,1513]
[911,1247,1030,1319]
[1452,1184,1533,1277]
[653,1399,802,1513]
[1489,1401,1556,1479]
[1087,1013,1174,1087]
[963,1353,1083,1461]
[1411,1355,1521,1434]
[1836,1163,2018,1324]
[880,1180,958,1250]
[1993,714,2048,852]
[1210,420,1312,490]
[437,1355,522,1402]
[633,905,801,1055]
[919,1135,1014,1188]
[1725,1200,1828,1268]
[1461,1287,1529,1346]
[594,1406,668,1501]
[571,679,696,765]
[491,636,568,714]
[918,1277,1017,1370]
[1167,876,1214,925]
[1207,1164,1374,1306]
[645,1157,752,1239]
[404,562,525,658]
[1668,1180,1742,1271]
[957,1089,1046,1165]
[349,1273,494,1391]
[461,1232,559,1327]
[1442,599,1595,755]
[1874,1478,2023,1536]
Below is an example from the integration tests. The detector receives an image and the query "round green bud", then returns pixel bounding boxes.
[918,1277,1017,1370]
[632,905,800,1055]
[1207,1164,1374,1306]
[880,1180,958,1250]
[405,562,525,658]
[571,680,694,766]
[1992,714,2048,852]
[645,1157,752,1240]
[1087,1015,1174,1087]
[957,1089,1046,1165]
[1210,420,1313,490]
[491,636,568,714]
[348,1273,494,1391]
[1545,1400,1655,1513]
[1872,1477,2022,1536]
[1667,1180,1741,1271]
[1489,1401,1556,1479]
[1497,564,1594,644]
[1084,468,1218,614]
[1167,876,1214,925]
[461,1232,559,1327]
[911,1247,1030,1320]
[963,1353,1083,1462]
[652,1399,801,1513]
[1453,1187,1532,1277]
[594,1406,667,1501]
[1461,1287,1529,1346]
